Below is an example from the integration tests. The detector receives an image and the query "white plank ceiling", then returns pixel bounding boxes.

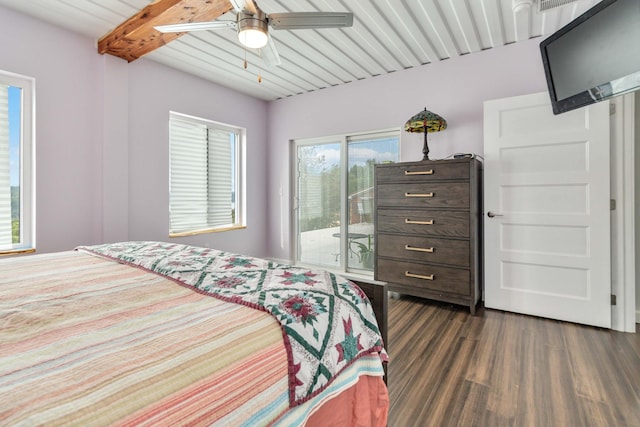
[0,0,601,101]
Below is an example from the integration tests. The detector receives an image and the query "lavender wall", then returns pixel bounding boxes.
[0,7,103,253]
[126,60,270,257]
[266,37,550,261]
[0,5,270,257]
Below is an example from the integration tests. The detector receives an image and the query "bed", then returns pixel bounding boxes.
[0,241,388,426]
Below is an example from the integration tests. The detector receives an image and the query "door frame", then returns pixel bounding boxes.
[611,94,636,333]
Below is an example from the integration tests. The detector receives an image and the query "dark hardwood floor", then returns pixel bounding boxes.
[386,295,640,427]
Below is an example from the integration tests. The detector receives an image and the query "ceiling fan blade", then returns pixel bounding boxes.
[229,0,257,14]
[268,12,353,30]
[155,21,236,33]
[261,34,281,67]
[260,35,281,67]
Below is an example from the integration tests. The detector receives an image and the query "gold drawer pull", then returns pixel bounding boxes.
[405,192,434,198]
[405,271,434,281]
[405,245,434,253]
[404,169,434,176]
[405,219,434,225]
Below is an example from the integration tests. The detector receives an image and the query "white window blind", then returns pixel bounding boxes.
[0,85,10,246]
[207,128,233,227]
[169,113,242,235]
[0,71,34,254]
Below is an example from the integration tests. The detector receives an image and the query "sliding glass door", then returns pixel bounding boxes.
[294,130,399,274]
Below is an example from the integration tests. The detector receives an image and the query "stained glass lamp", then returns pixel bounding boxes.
[404,108,447,161]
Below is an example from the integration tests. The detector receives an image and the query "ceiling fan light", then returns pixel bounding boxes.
[237,10,269,49]
[238,28,268,48]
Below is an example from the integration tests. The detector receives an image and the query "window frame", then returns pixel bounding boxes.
[291,128,400,275]
[168,111,246,237]
[0,70,35,255]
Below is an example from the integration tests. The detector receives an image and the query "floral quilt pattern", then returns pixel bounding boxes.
[76,241,386,406]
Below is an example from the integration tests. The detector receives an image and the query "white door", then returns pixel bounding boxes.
[483,92,611,328]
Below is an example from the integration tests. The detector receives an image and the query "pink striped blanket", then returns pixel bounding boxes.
[0,244,386,426]
[77,241,386,405]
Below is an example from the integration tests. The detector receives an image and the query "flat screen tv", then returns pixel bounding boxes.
[540,0,640,115]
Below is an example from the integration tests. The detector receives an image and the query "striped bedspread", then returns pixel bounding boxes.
[0,249,386,426]
[77,241,386,406]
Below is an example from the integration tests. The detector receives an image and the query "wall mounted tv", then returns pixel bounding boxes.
[540,0,640,115]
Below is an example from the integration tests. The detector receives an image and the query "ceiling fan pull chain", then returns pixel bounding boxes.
[256,48,263,83]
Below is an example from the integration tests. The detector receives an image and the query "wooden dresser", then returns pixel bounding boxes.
[374,158,482,314]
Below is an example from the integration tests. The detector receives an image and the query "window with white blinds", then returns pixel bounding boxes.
[0,71,34,254]
[169,112,244,236]
[0,84,9,246]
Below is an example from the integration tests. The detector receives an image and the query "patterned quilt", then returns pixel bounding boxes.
[77,241,386,406]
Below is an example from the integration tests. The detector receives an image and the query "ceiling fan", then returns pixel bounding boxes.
[154,0,354,67]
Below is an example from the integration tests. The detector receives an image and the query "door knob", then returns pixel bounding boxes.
[487,211,503,218]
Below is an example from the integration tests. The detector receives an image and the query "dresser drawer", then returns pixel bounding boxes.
[376,259,470,296]
[377,182,469,209]
[376,161,469,183]
[376,209,469,237]
[377,234,470,267]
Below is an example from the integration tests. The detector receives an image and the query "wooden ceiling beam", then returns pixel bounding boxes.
[98,0,233,62]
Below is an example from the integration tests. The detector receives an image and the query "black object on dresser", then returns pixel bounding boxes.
[374,158,482,314]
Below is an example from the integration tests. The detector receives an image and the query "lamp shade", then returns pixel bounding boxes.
[404,108,447,161]
[404,108,447,133]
